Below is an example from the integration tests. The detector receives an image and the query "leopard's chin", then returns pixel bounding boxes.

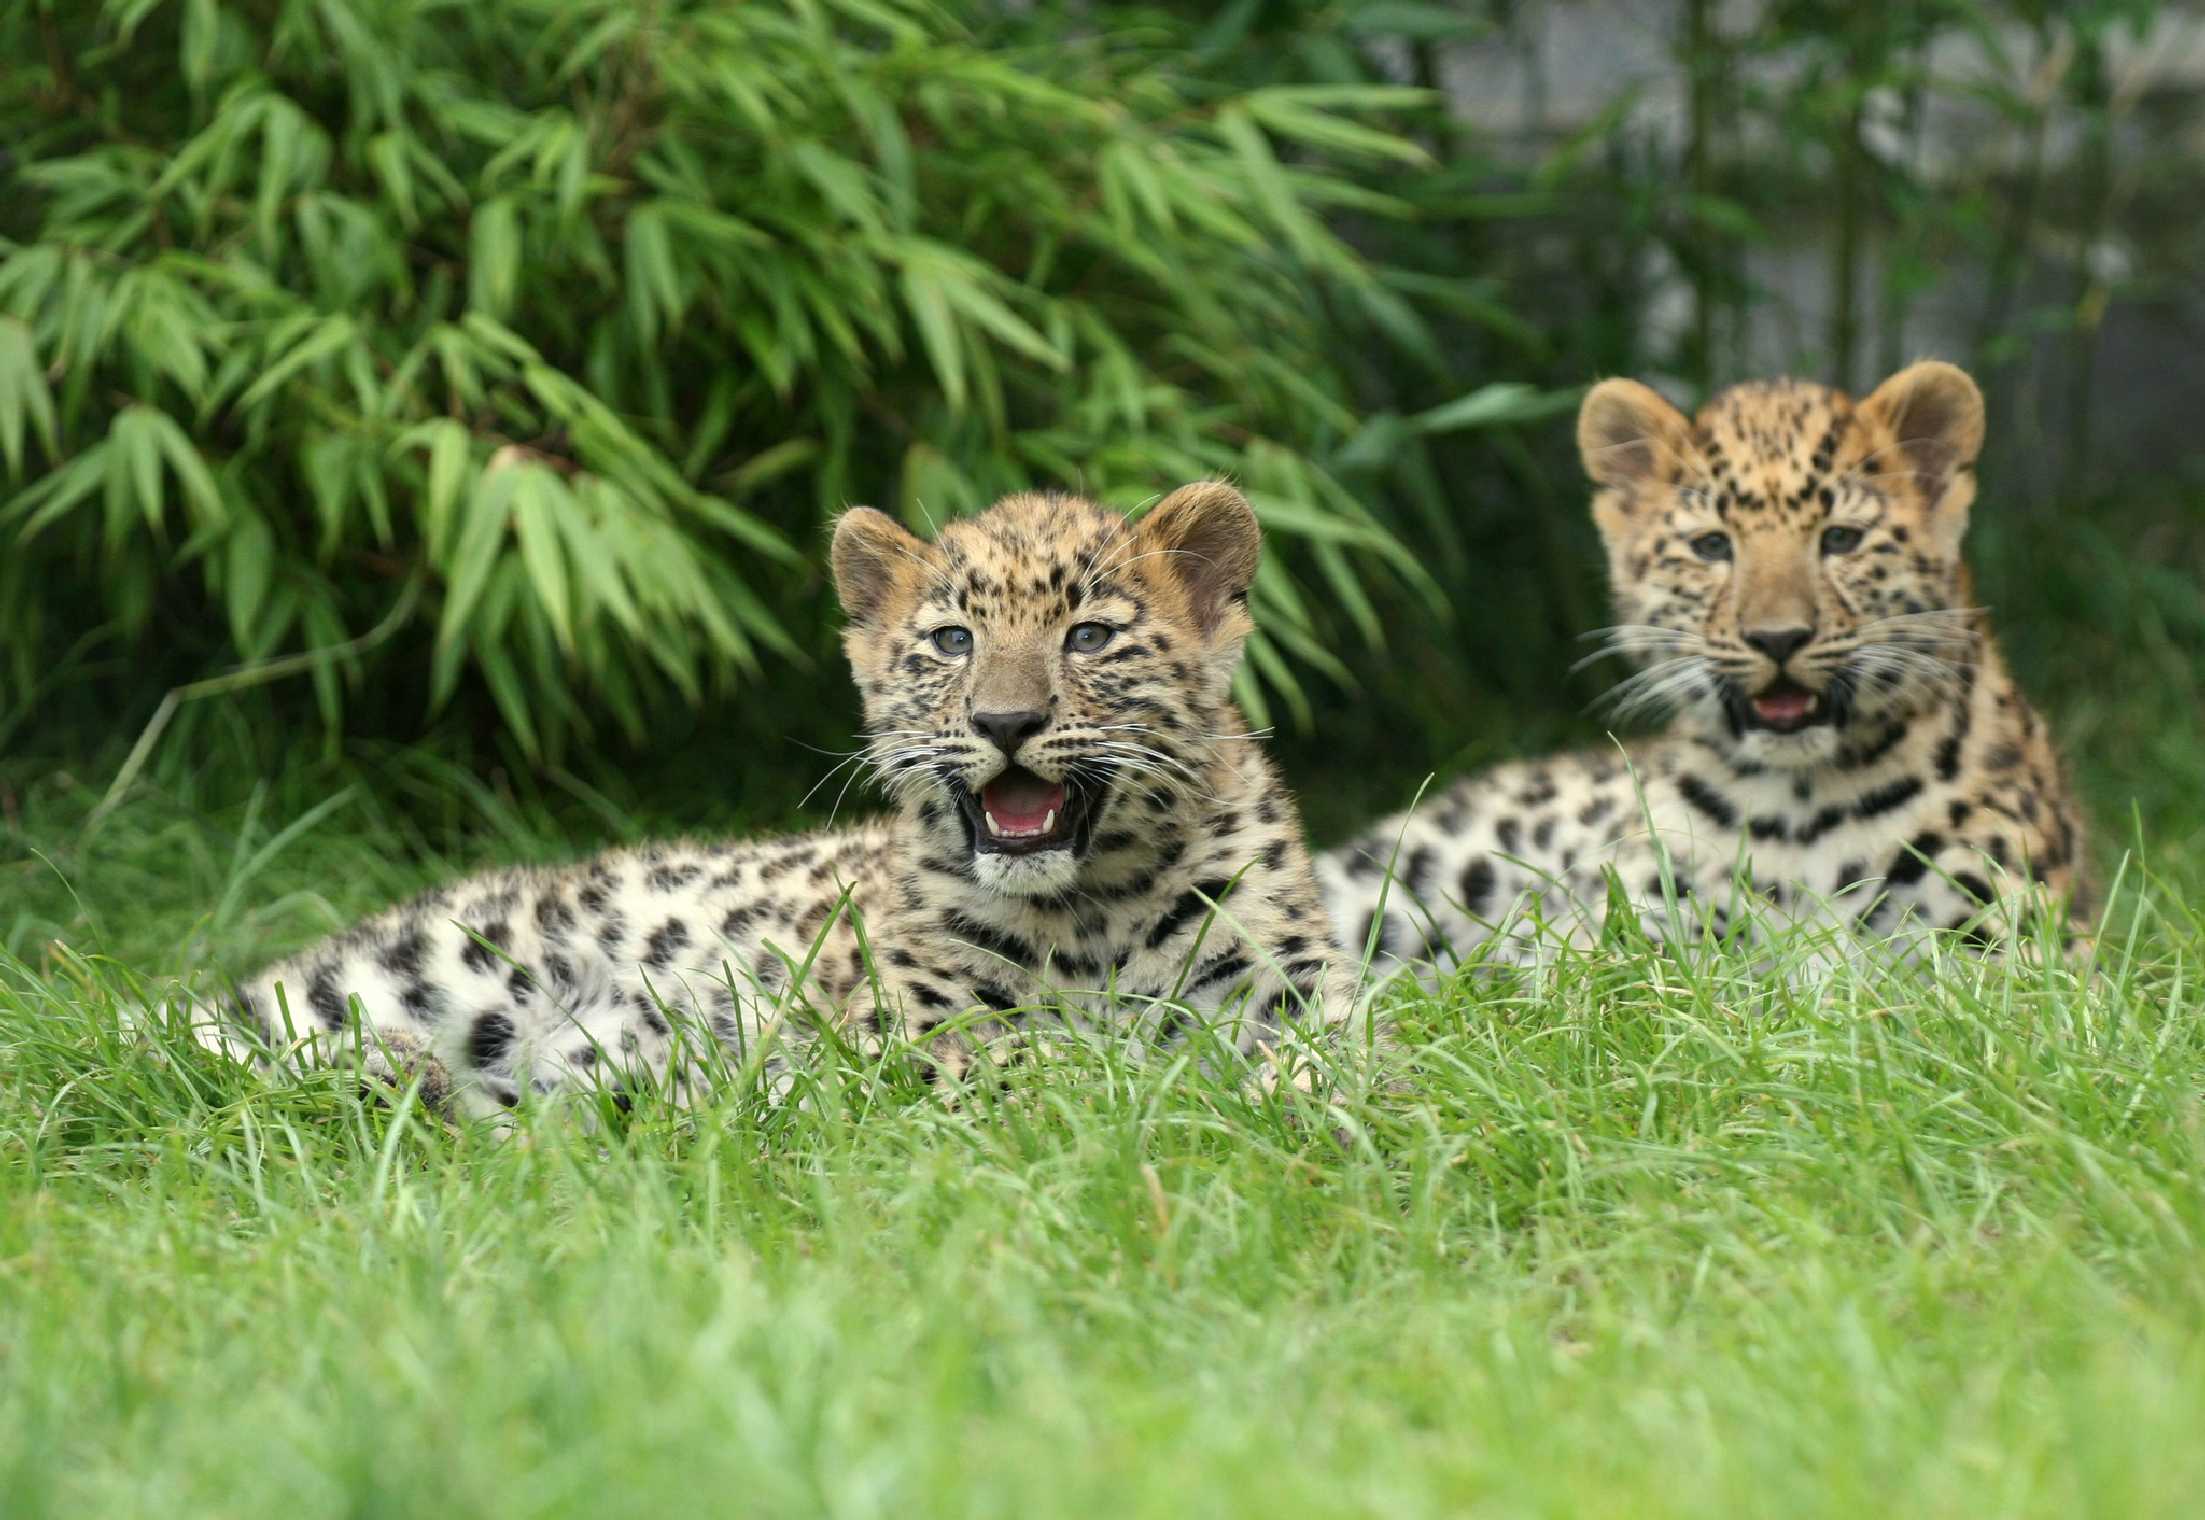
[969,847,1086,898]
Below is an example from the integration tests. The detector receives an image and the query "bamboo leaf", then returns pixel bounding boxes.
[1410,382,1583,434]
[900,265,965,410]
[180,0,221,91]
[478,637,541,758]
[1312,540,1383,649]
[144,408,228,526]
[512,467,574,652]
[255,98,304,252]
[1242,93,1434,165]
[724,438,820,496]
[0,319,60,477]
[1239,629,1311,730]
[789,142,884,233]
[681,492,803,564]
[224,509,275,646]
[416,419,474,559]
[367,131,419,228]
[939,274,1067,372]
[301,434,357,553]
[1215,107,1330,267]
[469,197,522,318]
[433,457,523,702]
[299,590,348,732]
[113,406,166,537]
[7,445,108,543]
[570,481,646,639]
[239,314,356,408]
[624,203,682,346]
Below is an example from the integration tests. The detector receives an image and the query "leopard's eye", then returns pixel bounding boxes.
[930,626,974,657]
[1065,622,1116,654]
[1820,525,1865,556]
[1689,531,1733,562]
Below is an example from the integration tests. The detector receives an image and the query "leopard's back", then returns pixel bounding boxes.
[219,825,895,1116]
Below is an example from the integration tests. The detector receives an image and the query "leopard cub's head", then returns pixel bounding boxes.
[1579,361,1987,769]
[832,483,1258,896]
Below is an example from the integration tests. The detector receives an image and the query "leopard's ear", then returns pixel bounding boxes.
[1860,361,1985,520]
[1135,481,1261,638]
[1578,379,1694,490]
[830,507,926,626]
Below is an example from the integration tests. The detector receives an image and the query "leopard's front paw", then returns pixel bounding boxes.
[358,1031,457,1115]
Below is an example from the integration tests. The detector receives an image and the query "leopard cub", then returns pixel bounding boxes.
[196,483,1350,1115]
[1323,362,2088,979]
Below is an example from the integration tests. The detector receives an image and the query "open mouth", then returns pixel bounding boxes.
[1734,678,1832,736]
[951,765,1096,857]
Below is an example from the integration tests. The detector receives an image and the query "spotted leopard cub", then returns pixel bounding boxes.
[196,484,1349,1116]
[1322,361,2087,979]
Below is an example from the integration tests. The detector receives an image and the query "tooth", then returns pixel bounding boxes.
[986,811,1004,836]
[1042,808,1056,833]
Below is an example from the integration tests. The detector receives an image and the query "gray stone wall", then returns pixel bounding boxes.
[1421,1,2205,486]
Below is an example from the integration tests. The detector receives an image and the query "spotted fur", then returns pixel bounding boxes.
[1322,362,2088,979]
[196,484,1349,1115]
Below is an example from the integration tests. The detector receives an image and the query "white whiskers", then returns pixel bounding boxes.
[1577,624,1720,726]
[1812,606,1980,710]
[1573,623,1710,676]
[1598,655,1717,726]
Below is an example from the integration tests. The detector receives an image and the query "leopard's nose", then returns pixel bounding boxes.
[1743,625,1815,666]
[973,709,1047,757]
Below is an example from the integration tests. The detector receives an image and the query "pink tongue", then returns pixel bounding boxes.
[981,772,1066,831]
[1754,688,1815,724]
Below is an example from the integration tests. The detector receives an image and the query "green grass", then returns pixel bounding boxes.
[6,753,2205,1519]
[6,487,2205,1518]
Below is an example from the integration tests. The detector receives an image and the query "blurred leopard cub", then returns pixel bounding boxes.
[1322,362,2087,980]
[197,484,1350,1116]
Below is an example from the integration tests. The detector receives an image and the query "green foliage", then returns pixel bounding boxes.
[1,0,2191,786]
[0,0,1475,755]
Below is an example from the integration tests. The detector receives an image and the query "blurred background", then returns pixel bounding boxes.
[3,0,2202,964]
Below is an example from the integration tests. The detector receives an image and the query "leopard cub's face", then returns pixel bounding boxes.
[832,484,1257,896]
[1578,362,1988,770]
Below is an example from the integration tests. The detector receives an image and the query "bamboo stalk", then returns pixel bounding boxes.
[1832,95,1865,393]
[1685,0,1715,389]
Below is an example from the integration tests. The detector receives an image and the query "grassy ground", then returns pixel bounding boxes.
[5,487,2204,1518]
